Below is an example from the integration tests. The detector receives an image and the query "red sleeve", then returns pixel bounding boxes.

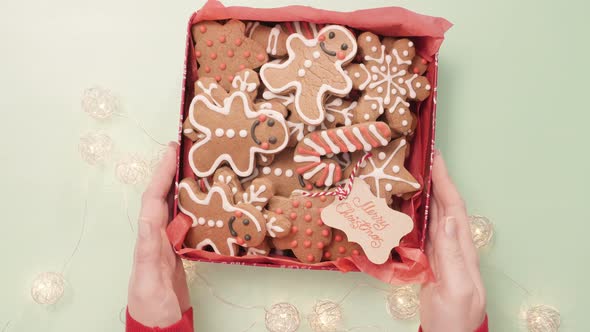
[419,314,488,332]
[126,307,194,332]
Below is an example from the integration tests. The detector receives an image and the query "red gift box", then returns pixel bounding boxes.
[167,0,451,284]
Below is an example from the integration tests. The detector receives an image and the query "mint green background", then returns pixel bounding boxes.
[1,0,589,331]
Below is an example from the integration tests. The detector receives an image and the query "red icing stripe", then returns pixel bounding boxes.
[344,128,363,151]
[315,166,330,187]
[360,126,379,147]
[376,122,392,138]
[296,161,321,175]
[283,22,294,34]
[302,22,313,39]
[334,165,343,183]
[328,130,348,152]
[311,132,332,154]
[297,147,321,157]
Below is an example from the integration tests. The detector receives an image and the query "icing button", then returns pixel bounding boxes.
[290,240,298,248]
[305,228,313,236]
[215,75,221,82]
[303,240,312,248]
[324,252,332,259]
[235,211,243,217]
[316,219,324,226]
[304,215,312,222]
[239,64,246,70]
[291,226,298,234]
[319,196,327,202]
[316,242,324,249]
[227,75,234,82]
[275,208,283,214]
[321,229,330,237]
[206,40,213,47]
[305,201,312,208]
[195,51,201,58]
[218,35,226,43]
[199,25,207,33]
[234,38,242,46]
[292,201,300,208]
[210,53,217,60]
[335,235,343,242]
[219,63,227,70]
[243,50,251,58]
[306,254,315,262]
[338,246,346,254]
[227,50,234,57]
[256,53,265,61]
[352,249,360,256]
[289,212,298,220]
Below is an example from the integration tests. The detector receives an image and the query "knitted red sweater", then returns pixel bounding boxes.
[126,307,488,332]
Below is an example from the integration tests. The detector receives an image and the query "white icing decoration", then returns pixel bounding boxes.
[378,152,386,160]
[242,184,268,205]
[285,169,294,177]
[195,81,222,107]
[266,216,285,238]
[380,66,386,72]
[364,114,370,120]
[303,163,326,180]
[408,41,414,47]
[336,129,357,152]
[232,70,257,93]
[324,163,336,187]
[303,137,326,155]
[426,84,431,91]
[197,217,206,226]
[399,108,405,115]
[262,90,295,106]
[324,97,356,126]
[403,50,409,56]
[184,128,194,134]
[187,92,289,177]
[274,168,283,176]
[354,72,361,78]
[304,60,312,68]
[402,120,408,126]
[321,130,341,154]
[377,86,384,93]
[246,247,267,256]
[393,165,401,173]
[208,220,215,227]
[298,69,306,77]
[385,183,393,191]
[267,25,281,55]
[416,82,422,88]
[239,129,248,137]
[215,128,224,137]
[371,46,378,52]
[262,167,271,175]
[226,129,235,138]
[216,220,224,228]
[352,127,372,151]
[259,25,357,126]
[369,124,389,146]
[371,103,377,110]
[366,36,372,42]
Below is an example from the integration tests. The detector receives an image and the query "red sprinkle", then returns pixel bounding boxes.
[227,50,234,57]
[335,235,343,242]
[316,242,325,249]
[305,201,312,208]
[227,75,234,82]
[321,229,330,237]
[275,208,283,214]
[195,51,202,58]
[215,75,221,82]
[256,53,265,61]
[258,114,267,122]
[305,228,313,236]
[413,67,420,74]
[290,212,298,220]
[199,25,207,33]
[261,142,270,150]
[291,226,298,234]
[338,246,346,254]
[307,254,315,262]
[219,63,227,70]
[235,38,243,46]
[236,237,245,245]
[352,249,360,256]
[324,252,332,259]
[304,215,312,222]
[290,240,298,248]
[337,51,346,60]
[421,58,428,64]
[306,184,313,190]
[316,219,324,226]
[204,66,211,73]
[239,64,246,70]
[303,240,312,248]
[235,211,243,217]
[218,35,226,43]
[243,50,251,58]
[210,53,217,60]
[292,201,300,208]
[318,35,326,42]
[320,196,327,202]
[206,40,213,47]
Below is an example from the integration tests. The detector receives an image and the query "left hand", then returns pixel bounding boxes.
[127,142,191,327]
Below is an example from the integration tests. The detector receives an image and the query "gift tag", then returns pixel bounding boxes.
[321,178,414,264]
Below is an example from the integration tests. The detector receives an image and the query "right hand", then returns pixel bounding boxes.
[419,151,486,332]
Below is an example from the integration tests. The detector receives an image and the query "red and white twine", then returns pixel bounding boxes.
[301,152,372,200]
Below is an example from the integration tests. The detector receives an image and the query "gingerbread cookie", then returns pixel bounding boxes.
[293,122,392,187]
[347,32,431,135]
[260,25,358,126]
[246,239,272,256]
[247,22,289,58]
[268,194,335,263]
[324,96,358,128]
[192,20,268,89]
[185,91,289,177]
[214,167,292,239]
[178,178,267,256]
[323,229,364,261]
[354,137,421,199]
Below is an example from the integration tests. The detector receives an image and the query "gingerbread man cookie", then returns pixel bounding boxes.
[178,178,267,256]
[347,32,431,135]
[192,20,268,90]
[260,25,358,126]
[268,194,335,263]
[354,137,421,199]
[185,91,289,177]
[293,122,392,187]
[214,167,291,239]
[323,229,364,261]
[247,22,289,58]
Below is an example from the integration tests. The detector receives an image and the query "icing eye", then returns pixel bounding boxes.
[329,32,335,39]
[244,234,251,241]
[341,43,348,51]
[268,136,277,144]
[267,119,275,127]
[243,219,250,225]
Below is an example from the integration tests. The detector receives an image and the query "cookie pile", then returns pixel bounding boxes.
[179,19,431,263]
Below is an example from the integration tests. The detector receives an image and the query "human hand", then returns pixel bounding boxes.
[127,142,191,327]
[419,151,486,332]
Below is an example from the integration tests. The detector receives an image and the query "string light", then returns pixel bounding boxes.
[30,272,65,305]
[308,300,342,332]
[78,132,113,165]
[523,305,561,332]
[468,215,494,248]
[81,86,119,120]
[386,286,419,320]
[115,155,150,185]
[265,303,300,332]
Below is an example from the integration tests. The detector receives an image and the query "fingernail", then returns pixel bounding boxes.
[445,217,456,238]
[138,220,152,239]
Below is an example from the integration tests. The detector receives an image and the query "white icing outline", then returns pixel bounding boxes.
[187,91,288,177]
[259,25,357,125]
[266,216,285,238]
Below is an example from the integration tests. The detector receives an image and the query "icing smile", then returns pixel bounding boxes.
[228,216,238,236]
[251,120,261,145]
[320,42,336,56]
